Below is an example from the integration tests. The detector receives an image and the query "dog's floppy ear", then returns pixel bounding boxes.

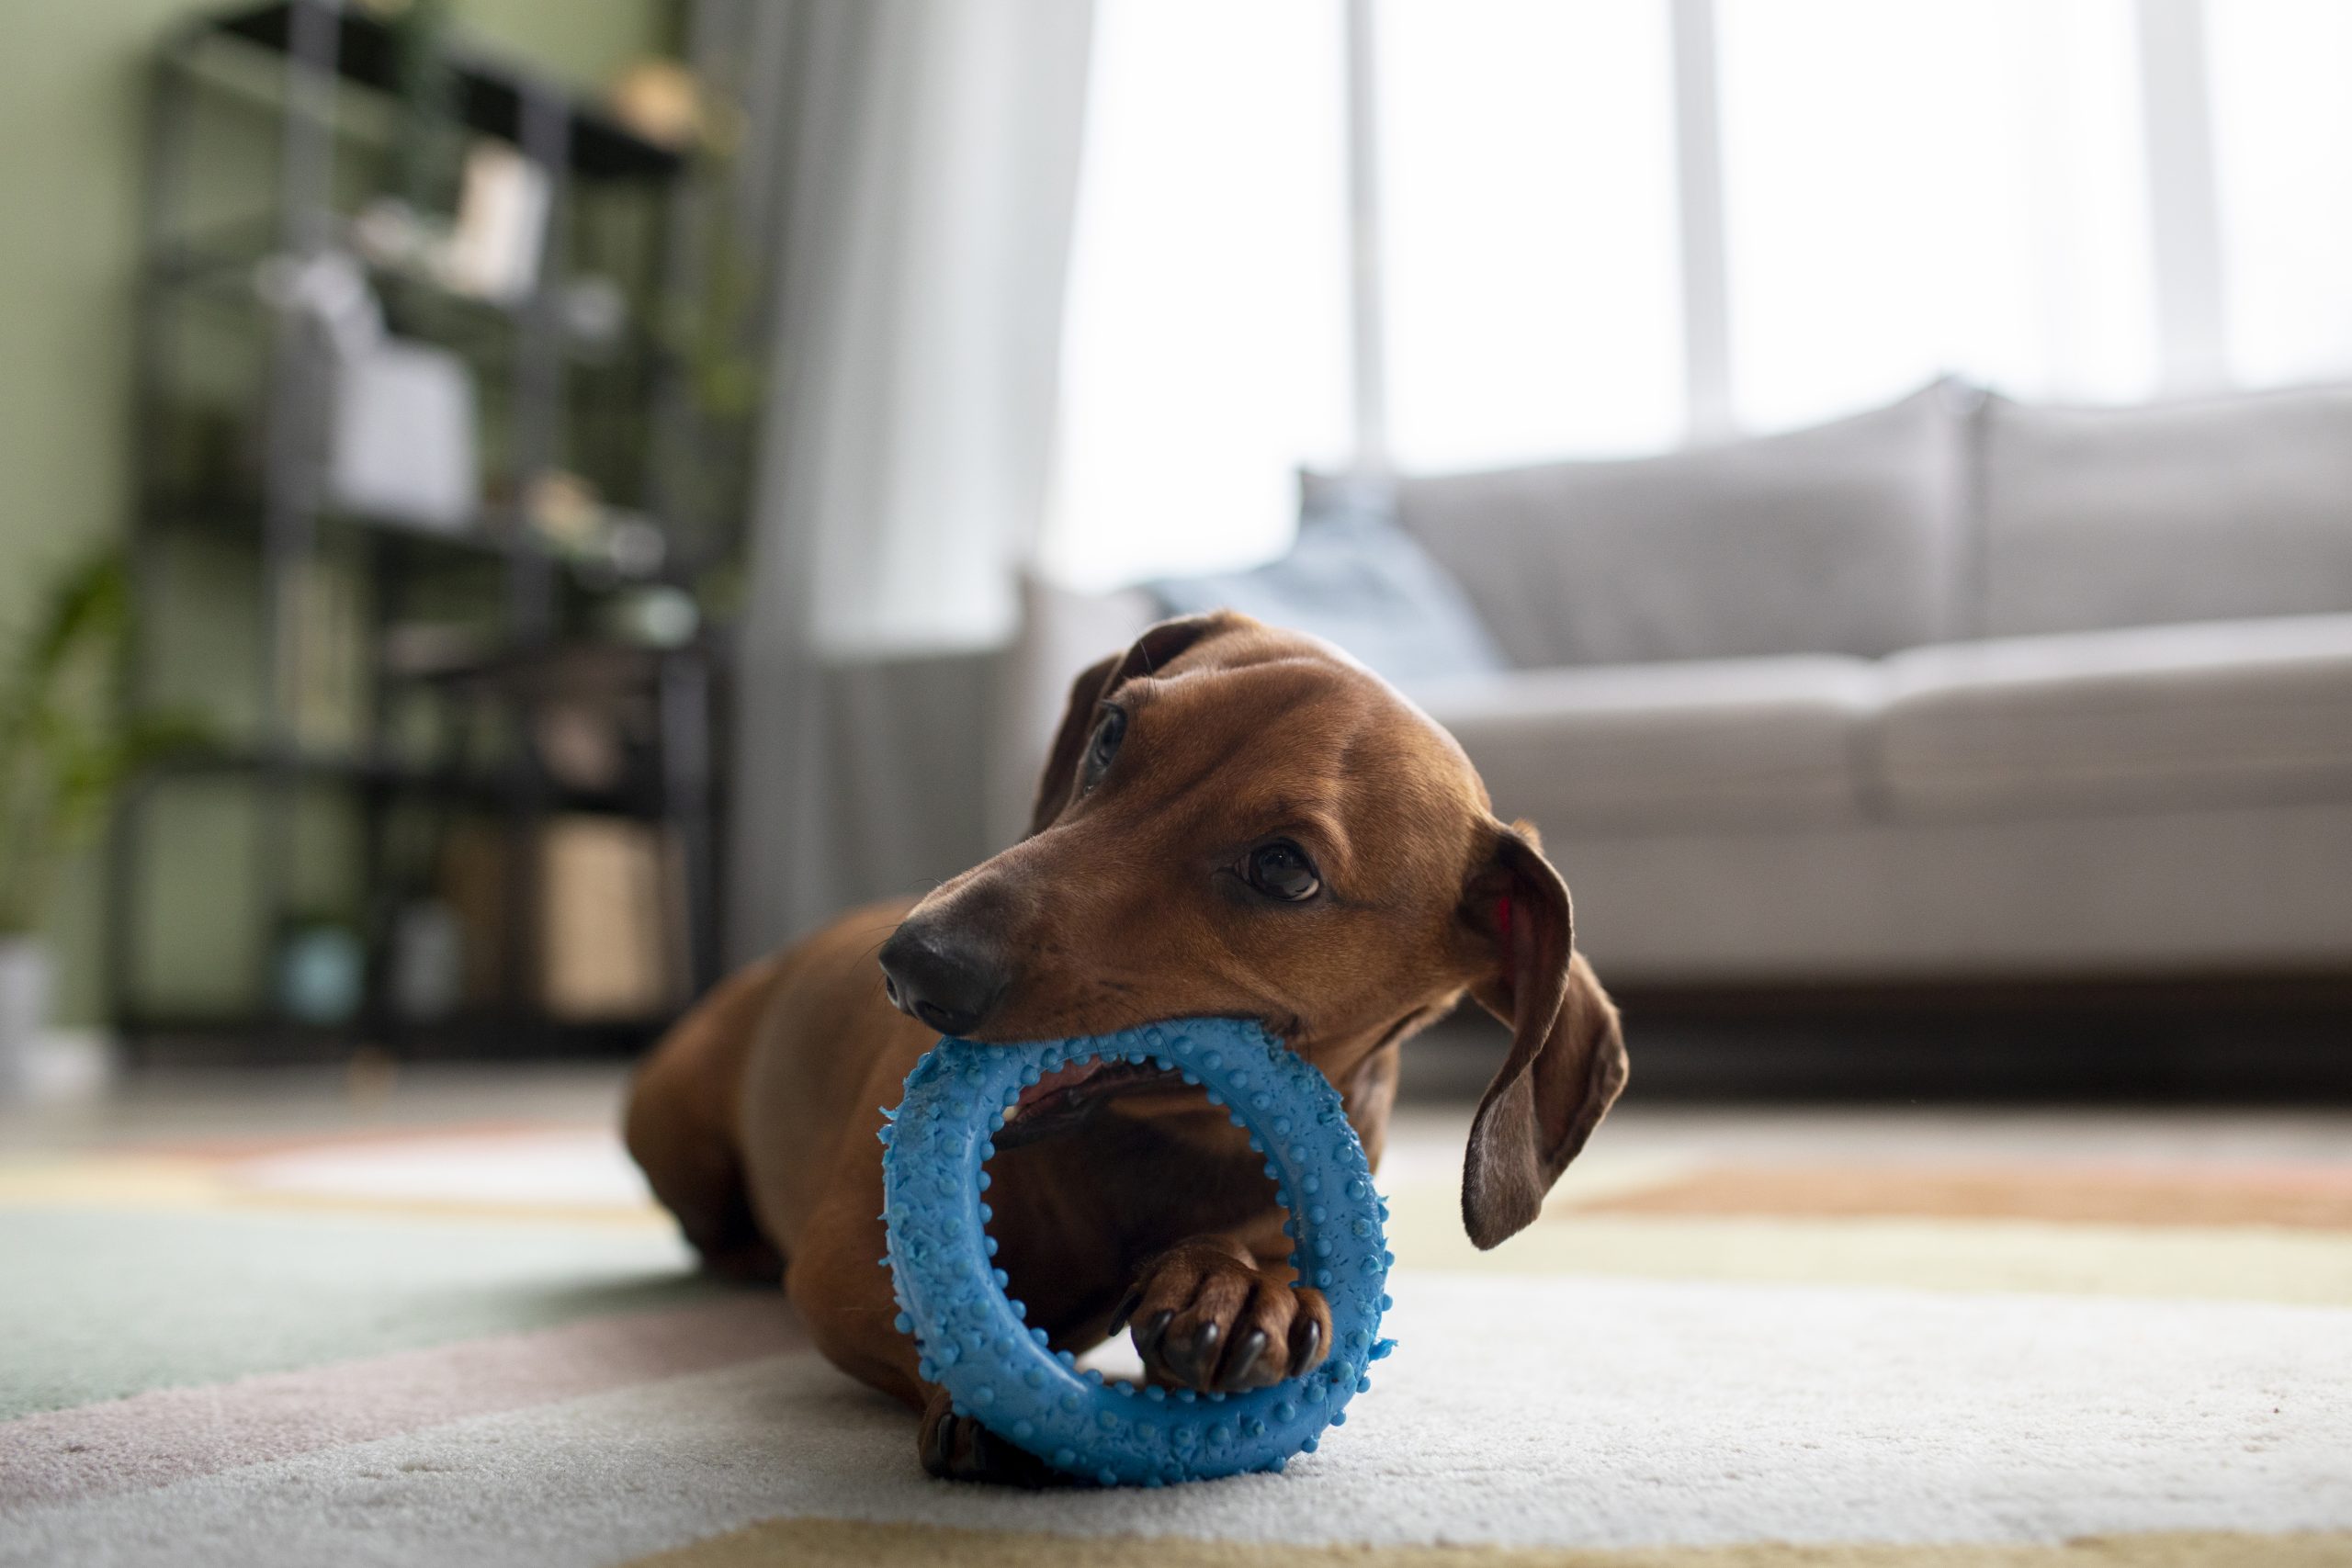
[1457,823,1627,1249]
[1025,613,1239,838]
[1028,649,1123,839]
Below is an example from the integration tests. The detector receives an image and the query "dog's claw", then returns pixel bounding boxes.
[1135,1307,1174,1362]
[1217,1326,1269,1391]
[1107,1281,1144,1337]
[922,1401,1066,1487]
[922,1410,957,1478]
[1294,1314,1322,1371]
[1167,1318,1218,1385]
[1123,1243,1333,1393]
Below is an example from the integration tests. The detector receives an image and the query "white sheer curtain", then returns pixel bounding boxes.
[729,0,1094,955]
[1379,0,1685,471]
[2206,0,2352,389]
[1716,0,2157,428]
[756,3,1096,661]
[1039,0,1353,592]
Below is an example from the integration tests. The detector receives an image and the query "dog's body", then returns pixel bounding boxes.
[626,614,1626,1483]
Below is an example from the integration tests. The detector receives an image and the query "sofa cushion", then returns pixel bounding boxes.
[1874,614,2352,817]
[1416,656,1879,832]
[1979,384,2352,637]
[1148,474,1508,686]
[1380,380,1971,670]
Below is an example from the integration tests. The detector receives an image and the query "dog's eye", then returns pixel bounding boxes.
[1244,840,1321,902]
[1080,705,1126,794]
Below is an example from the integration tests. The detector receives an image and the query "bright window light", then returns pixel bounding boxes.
[2205,0,2352,389]
[1717,0,2156,429]
[1044,0,2342,592]
[1378,0,1684,470]
[1041,0,1352,592]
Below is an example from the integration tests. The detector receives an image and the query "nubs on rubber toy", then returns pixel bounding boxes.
[878,1016,1395,1485]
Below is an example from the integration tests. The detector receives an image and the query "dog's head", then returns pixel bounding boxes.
[877,612,1625,1247]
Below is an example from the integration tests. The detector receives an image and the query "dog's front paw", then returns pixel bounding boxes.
[918,1388,1069,1487]
[1114,1236,1330,1394]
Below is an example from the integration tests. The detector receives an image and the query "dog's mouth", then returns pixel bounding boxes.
[993,1055,1192,1150]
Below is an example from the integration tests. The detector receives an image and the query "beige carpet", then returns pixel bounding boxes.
[3,1080,2349,1567]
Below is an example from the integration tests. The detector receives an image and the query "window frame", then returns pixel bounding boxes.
[1334,0,2235,475]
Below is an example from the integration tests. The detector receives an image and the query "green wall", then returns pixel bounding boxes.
[0,0,672,1027]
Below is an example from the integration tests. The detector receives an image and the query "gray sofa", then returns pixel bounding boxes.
[1008,380,2352,987]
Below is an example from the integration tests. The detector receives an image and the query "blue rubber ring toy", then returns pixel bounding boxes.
[878,1017,1395,1486]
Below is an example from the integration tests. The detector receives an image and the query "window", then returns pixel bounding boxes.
[1379,0,1684,470]
[2206,0,2352,388]
[1717,0,2154,429]
[1043,0,2352,590]
[1041,0,1351,592]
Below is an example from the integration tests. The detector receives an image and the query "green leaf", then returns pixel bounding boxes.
[0,547,209,933]
[23,553,128,688]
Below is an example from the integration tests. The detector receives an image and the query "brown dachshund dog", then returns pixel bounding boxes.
[624,612,1626,1484]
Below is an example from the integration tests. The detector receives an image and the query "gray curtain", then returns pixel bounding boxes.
[717,0,1097,959]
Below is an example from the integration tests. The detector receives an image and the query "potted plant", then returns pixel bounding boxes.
[0,551,193,1097]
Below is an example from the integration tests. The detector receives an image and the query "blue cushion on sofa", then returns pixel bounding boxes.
[1148,473,1508,686]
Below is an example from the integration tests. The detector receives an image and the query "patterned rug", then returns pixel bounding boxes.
[3,1094,2349,1567]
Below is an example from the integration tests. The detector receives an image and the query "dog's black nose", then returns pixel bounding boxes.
[877,922,1006,1037]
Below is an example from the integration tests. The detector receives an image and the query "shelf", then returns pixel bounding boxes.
[397,636,716,691]
[115,1008,679,1060]
[114,6,729,1055]
[148,496,684,597]
[154,492,520,557]
[147,227,668,373]
[195,1,685,182]
[151,221,514,324]
[147,744,670,821]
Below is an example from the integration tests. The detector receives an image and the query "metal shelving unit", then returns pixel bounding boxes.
[110,0,729,1061]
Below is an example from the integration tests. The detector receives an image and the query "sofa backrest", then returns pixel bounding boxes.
[1387,381,1972,669]
[1978,385,2352,637]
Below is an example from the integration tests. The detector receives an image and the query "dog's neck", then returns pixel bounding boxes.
[1319,993,1459,1084]
[1309,992,1464,1168]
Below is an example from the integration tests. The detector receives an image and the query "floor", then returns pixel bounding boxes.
[0,1058,627,1156]
[5,1058,2350,1567]
[12,1053,2351,1175]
